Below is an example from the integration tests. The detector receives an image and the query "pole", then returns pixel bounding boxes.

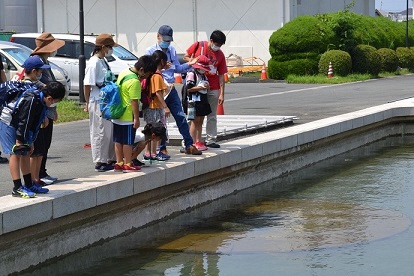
[406,0,409,48]
[79,0,86,103]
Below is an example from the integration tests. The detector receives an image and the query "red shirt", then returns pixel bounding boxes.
[186,41,227,90]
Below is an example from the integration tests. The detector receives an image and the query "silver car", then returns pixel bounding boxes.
[0,41,71,98]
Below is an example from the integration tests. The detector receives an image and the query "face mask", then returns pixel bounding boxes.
[159,41,170,49]
[37,73,43,81]
[50,102,58,108]
[50,50,57,57]
[211,44,221,52]
[105,49,113,57]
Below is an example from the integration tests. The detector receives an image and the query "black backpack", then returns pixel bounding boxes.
[181,72,198,114]
[0,81,38,112]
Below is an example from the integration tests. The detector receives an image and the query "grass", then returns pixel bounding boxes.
[55,99,88,124]
[286,69,411,84]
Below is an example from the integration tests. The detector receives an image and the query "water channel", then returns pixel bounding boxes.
[23,136,414,275]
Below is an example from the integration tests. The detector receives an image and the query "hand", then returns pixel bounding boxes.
[83,103,88,112]
[165,61,172,69]
[133,118,140,129]
[218,94,224,105]
[188,56,199,66]
[164,107,171,118]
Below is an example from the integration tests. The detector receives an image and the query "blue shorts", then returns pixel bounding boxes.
[0,120,33,156]
[113,123,136,145]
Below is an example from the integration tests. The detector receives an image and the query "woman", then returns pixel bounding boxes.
[83,33,117,172]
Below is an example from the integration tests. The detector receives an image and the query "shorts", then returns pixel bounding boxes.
[113,123,136,145]
[195,93,212,117]
[0,120,33,156]
[31,127,46,157]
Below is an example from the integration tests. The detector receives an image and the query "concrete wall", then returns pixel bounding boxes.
[0,0,37,33]
[33,0,374,65]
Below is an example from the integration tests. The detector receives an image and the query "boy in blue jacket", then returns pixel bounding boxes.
[0,75,65,198]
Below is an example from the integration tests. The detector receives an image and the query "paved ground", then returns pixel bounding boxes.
[1,75,414,196]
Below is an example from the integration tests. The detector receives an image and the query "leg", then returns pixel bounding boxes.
[132,141,146,160]
[205,89,219,146]
[114,142,123,163]
[39,119,53,178]
[164,88,194,149]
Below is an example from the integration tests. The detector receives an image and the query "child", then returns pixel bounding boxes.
[185,55,212,151]
[112,55,156,172]
[0,80,66,198]
[142,51,170,161]
[132,122,167,166]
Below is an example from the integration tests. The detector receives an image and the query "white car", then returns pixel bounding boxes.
[0,41,71,98]
[11,33,138,95]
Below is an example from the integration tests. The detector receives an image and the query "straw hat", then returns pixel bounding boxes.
[31,33,65,55]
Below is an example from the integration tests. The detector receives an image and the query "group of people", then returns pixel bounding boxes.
[0,25,228,198]
[0,32,67,198]
[84,26,228,172]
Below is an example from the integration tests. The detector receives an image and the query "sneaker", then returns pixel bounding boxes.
[95,163,114,172]
[12,186,36,198]
[123,163,141,172]
[195,142,208,151]
[179,147,186,153]
[156,152,170,161]
[143,154,157,160]
[28,183,49,194]
[0,156,8,163]
[113,163,124,172]
[35,180,48,187]
[205,142,220,148]
[40,175,57,185]
[132,159,145,167]
[185,145,202,155]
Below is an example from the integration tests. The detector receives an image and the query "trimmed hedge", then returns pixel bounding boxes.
[318,50,352,76]
[351,45,381,76]
[268,58,319,80]
[396,47,414,71]
[377,48,399,72]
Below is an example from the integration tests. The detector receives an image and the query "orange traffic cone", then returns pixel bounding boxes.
[174,73,183,84]
[260,63,268,80]
[224,73,229,83]
[327,62,334,78]
[217,104,224,115]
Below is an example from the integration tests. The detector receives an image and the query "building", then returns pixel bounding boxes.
[0,0,375,64]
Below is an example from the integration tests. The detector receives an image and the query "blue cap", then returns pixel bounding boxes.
[23,56,51,71]
[158,25,173,41]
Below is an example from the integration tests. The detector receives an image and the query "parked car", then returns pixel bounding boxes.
[0,41,71,98]
[11,33,138,95]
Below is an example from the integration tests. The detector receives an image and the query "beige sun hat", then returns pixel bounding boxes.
[31,33,65,55]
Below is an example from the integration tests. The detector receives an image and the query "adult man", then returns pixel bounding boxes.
[0,60,8,163]
[145,25,202,158]
[184,30,227,148]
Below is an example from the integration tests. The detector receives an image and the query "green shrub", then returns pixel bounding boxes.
[396,47,414,71]
[268,58,318,80]
[377,48,399,72]
[318,50,352,76]
[271,52,321,62]
[351,45,381,76]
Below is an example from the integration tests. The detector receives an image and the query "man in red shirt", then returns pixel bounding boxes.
[184,30,227,148]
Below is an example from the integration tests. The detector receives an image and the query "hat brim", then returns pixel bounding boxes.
[161,35,173,42]
[31,39,65,55]
[192,64,210,71]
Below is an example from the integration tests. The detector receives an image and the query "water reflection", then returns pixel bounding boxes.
[23,136,414,275]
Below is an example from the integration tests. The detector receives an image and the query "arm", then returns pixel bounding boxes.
[83,85,91,112]
[131,99,140,129]
[218,75,225,105]
[154,90,170,118]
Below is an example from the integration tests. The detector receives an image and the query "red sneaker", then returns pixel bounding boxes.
[123,163,141,173]
[113,163,124,172]
[195,142,208,151]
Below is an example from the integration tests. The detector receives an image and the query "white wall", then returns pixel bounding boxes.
[36,0,374,64]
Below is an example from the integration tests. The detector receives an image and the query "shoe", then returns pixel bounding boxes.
[195,142,208,151]
[12,186,36,198]
[123,163,141,172]
[113,163,124,172]
[35,180,48,187]
[95,163,114,172]
[132,159,145,167]
[156,152,170,161]
[40,175,57,185]
[205,142,220,148]
[0,156,8,163]
[185,145,202,155]
[143,154,157,160]
[28,183,49,194]
[179,147,186,153]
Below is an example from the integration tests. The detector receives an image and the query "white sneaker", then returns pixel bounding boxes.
[40,175,57,185]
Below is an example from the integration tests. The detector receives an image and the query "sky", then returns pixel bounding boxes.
[375,0,411,12]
